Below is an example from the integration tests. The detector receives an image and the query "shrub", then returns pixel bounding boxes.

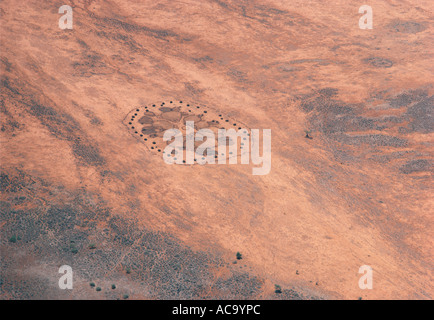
[88,244,96,249]
[274,284,282,294]
[236,252,242,260]
[111,284,116,290]
[123,294,129,299]
[9,235,17,243]
[90,282,95,287]
[96,287,101,292]
[126,268,131,274]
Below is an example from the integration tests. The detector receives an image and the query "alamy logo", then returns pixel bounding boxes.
[359,5,373,29]
[58,5,73,30]
[58,265,73,289]
[358,265,373,289]
[163,121,271,175]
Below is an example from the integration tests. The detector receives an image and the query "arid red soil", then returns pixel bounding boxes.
[1,0,433,300]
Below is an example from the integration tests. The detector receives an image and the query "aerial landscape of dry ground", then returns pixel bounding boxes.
[1,0,433,300]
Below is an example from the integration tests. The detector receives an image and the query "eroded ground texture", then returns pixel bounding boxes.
[1,0,433,299]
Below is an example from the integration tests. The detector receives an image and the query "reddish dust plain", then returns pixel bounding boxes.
[1,0,433,300]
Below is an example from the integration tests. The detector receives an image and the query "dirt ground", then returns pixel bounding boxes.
[1,0,433,300]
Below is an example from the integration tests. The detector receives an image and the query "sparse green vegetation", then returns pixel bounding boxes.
[236,252,242,260]
[70,242,78,254]
[0,172,264,300]
[274,284,282,294]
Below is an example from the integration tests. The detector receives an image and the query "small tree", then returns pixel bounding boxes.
[236,252,242,260]
[96,287,102,292]
[9,235,17,243]
[111,284,116,290]
[274,284,282,294]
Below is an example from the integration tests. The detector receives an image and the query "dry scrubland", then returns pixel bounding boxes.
[1,0,433,299]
